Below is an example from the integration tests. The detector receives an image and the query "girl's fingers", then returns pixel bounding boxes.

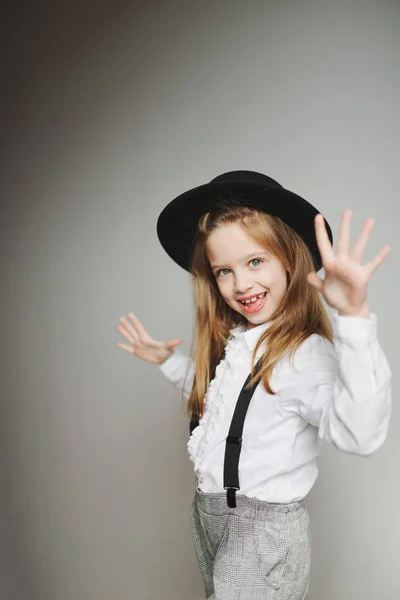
[315,214,335,266]
[307,271,324,291]
[128,313,150,341]
[351,218,374,262]
[120,316,139,341]
[117,322,137,344]
[117,343,135,354]
[366,245,391,277]
[336,210,352,256]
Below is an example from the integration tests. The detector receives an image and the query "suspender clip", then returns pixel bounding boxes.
[226,435,242,445]
[226,488,237,508]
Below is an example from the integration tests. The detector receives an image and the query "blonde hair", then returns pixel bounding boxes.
[184,202,332,420]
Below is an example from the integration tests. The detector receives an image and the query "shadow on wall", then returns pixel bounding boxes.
[0,3,151,599]
[0,0,139,152]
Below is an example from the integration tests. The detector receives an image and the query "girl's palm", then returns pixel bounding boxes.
[117,313,181,365]
[307,210,391,314]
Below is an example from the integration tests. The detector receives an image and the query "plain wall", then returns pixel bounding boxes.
[1,1,399,599]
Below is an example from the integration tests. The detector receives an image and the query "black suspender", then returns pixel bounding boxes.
[223,358,262,507]
[189,417,199,434]
[189,356,262,508]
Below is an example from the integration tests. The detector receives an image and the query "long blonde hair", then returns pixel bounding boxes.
[184,202,332,420]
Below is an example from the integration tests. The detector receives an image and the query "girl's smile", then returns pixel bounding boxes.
[237,291,268,313]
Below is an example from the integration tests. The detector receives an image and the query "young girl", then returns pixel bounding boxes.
[117,171,392,600]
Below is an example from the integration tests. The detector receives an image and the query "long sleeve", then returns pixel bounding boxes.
[277,312,392,456]
[158,349,195,400]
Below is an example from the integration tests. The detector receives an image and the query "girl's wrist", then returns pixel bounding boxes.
[158,350,175,365]
[338,302,370,319]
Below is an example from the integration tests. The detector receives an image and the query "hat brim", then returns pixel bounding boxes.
[157,181,332,272]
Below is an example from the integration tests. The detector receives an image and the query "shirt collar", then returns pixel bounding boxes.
[229,320,272,352]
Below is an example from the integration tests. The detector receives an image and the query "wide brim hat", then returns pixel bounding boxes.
[157,170,332,273]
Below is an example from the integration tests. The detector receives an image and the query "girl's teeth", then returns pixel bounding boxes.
[242,293,265,305]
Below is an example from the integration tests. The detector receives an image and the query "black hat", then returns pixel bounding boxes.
[157,170,332,272]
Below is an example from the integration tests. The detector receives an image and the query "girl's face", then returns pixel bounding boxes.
[206,223,288,330]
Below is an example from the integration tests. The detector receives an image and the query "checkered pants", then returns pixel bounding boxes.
[191,486,311,600]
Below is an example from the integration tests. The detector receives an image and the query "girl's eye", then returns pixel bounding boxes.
[216,258,263,277]
[216,268,230,277]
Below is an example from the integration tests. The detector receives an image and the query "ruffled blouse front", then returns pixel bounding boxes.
[187,323,261,480]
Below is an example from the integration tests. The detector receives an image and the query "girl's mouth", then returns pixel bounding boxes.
[238,292,267,313]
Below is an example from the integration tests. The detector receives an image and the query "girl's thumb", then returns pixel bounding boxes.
[168,339,182,349]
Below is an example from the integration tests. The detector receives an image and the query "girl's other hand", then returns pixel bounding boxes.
[117,312,182,364]
[307,210,391,317]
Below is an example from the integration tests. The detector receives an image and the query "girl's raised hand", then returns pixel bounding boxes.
[117,313,182,365]
[307,210,391,318]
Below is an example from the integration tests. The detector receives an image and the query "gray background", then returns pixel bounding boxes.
[1,1,399,599]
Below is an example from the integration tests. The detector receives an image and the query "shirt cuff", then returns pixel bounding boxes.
[158,349,188,377]
[331,311,377,343]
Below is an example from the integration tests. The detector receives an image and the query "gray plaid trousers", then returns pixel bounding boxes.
[191,486,311,600]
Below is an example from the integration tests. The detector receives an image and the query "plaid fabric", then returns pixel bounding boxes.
[191,486,311,600]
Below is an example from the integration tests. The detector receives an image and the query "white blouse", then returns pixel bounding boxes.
[159,312,392,503]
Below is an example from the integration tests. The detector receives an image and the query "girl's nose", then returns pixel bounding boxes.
[234,277,254,294]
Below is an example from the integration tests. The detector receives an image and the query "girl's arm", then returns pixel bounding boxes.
[278,312,391,455]
[282,209,392,454]
[159,350,196,401]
